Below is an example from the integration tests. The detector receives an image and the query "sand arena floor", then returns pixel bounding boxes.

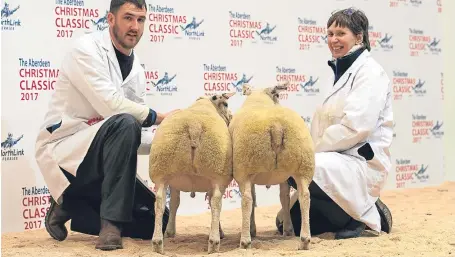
[2,182,455,257]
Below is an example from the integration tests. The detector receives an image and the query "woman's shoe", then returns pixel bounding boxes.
[334,219,366,239]
[376,198,393,233]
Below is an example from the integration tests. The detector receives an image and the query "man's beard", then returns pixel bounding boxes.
[112,24,142,50]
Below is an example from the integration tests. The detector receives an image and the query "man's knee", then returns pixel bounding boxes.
[113,113,141,131]
[104,114,142,149]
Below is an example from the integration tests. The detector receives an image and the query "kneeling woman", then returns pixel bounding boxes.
[277,7,393,239]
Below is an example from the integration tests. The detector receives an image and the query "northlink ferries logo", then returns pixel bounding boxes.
[180,16,205,39]
[302,116,312,128]
[378,33,393,50]
[410,0,422,6]
[256,22,277,43]
[1,2,21,30]
[430,121,444,138]
[231,74,253,93]
[1,133,25,161]
[414,164,429,182]
[393,122,396,138]
[301,76,319,94]
[412,79,426,96]
[320,35,328,44]
[146,72,178,95]
[92,10,108,31]
[427,38,441,54]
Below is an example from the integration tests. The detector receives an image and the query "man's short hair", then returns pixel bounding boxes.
[110,0,147,14]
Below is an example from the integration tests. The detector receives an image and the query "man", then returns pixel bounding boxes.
[35,0,176,251]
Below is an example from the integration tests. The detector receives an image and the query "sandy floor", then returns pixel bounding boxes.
[2,182,455,257]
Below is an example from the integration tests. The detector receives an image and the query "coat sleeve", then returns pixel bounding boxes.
[314,65,390,153]
[62,38,150,124]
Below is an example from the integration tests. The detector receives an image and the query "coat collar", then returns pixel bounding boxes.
[100,30,140,85]
[322,49,370,105]
[328,46,365,85]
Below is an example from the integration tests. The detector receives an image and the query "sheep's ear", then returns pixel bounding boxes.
[242,84,252,96]
[222,92,236,99]
[273,81,289,93]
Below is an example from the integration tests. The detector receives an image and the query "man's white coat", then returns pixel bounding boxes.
[35,30,151,204]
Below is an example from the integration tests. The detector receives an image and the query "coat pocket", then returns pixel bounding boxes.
[342,142,388,197]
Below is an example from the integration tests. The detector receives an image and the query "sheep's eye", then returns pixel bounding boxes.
[223,102,228,107]
[212,95,217,100]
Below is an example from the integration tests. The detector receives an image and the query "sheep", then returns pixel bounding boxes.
[149,92,236,254]
[229,82,315,250]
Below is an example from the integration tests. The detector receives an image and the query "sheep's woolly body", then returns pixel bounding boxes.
[149,95,234,254]
[229,91,315,184]
[230,87,314,251]
[149,97,233,191]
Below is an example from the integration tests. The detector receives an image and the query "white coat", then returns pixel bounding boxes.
[310,49,394,232]
[35,29,152,204]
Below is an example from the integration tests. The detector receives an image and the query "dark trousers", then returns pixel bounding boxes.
[61,113,141,223]
[54,113,169,240]
[287,178,352,236]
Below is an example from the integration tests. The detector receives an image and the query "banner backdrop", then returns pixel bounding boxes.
[1,0,444,233]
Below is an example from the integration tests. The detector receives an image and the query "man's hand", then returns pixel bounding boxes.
[154,109,180,125]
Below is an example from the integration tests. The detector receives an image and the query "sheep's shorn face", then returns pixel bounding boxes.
[265,81,290,104]
[210,92,236,125]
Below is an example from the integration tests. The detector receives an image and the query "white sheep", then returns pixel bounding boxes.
[149,92,235,254]
[229,83,315,250]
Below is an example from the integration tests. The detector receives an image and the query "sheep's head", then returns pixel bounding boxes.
[210,92,236,125]
[265,81,289,104]
[242,84,253,96]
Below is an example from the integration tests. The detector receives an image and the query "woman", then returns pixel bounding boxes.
[276,7,393,239]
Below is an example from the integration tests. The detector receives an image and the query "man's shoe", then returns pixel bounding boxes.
[334,219,366,240]
[95,218,123,251]
[45,197,71,241]
[376,198,393,233]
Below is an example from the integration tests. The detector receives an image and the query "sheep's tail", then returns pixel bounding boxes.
[270,123,284,169]
[188,123,203,168]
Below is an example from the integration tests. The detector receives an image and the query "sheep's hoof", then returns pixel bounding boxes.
[240,237,252,249]
[208,237,220,254]
[283,228,295,237]
[151,238,164,254]
[165,229,175,238]
[299,236,310,250]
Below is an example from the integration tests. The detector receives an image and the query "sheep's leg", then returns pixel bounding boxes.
[295,177,311,250]
[165,187,180,238]
[239,180,253,249]
[250,184,257,238]
[208,184,223,254]
[207,191,225,239]
[151,183,166,254]
[279,182,294,236]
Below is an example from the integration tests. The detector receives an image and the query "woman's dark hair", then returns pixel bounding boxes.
[327,8,371,51]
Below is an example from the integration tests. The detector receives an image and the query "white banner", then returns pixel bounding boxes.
[1,0,445,233]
